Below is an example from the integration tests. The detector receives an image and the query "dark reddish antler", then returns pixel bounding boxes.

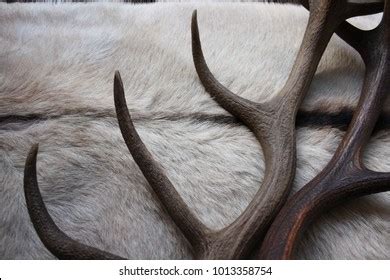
[259,0,390,259]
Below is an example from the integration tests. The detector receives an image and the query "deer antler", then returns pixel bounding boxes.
[186,0,383,258]
[113,71,210,251]
[23,1,384,259]
[23,144,124,260]
[259,0,390,259]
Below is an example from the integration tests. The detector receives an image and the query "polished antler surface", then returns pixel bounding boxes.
[259,0,390,259]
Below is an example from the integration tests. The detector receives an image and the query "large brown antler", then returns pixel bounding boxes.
[186,0,383,259]
[23,1,384,260]
[259,0,390,259]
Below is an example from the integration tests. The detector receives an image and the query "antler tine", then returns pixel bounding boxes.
[113,71,209,252]
[191,10,259,128]
[24,144,124,260]
[259,1,390,259]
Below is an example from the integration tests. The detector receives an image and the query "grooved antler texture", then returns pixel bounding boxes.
[259,0,390,259]
[188,0,381,259]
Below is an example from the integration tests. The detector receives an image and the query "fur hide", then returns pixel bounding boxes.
[0,2,389,259]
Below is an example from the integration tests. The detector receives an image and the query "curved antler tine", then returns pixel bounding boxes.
[191,10,259,126]
[113,71,209,251]
[24,144,124,260]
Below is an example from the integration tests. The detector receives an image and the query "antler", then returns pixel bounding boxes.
[259,0,390,259]
[113,71,210,252]
[24,144,124,260]
[187,0,383,259]
[23,1,385,260]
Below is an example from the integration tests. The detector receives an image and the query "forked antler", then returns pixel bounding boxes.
[187,0,383,258]
[23,1,384,259]
[259,0,390,259]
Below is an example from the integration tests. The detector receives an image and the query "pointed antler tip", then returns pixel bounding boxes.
[28,143,39,160]
[113,71,124,98]
[192,10,198,24]
[32,143,39,151]
[114,70,122,81]
[191,11,200,44]
[191,10,199,33]
[113,70,131,127]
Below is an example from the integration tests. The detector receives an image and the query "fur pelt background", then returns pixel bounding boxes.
[0,2,389,259]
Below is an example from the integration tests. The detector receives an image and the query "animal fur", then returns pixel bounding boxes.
[0,2,389,259]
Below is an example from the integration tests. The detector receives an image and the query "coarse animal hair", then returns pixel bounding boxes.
[0,2,389,259]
